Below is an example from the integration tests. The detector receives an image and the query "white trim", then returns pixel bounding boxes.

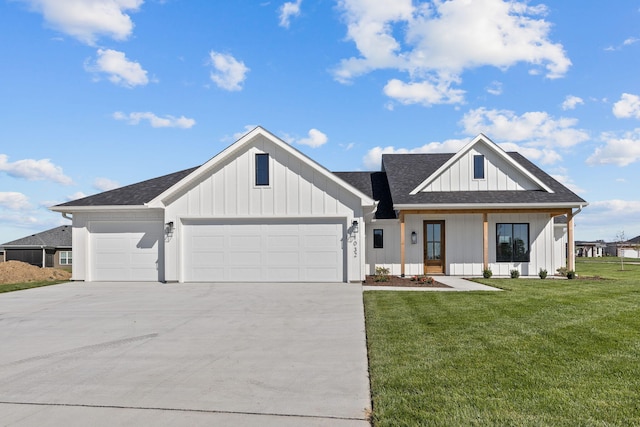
[50,205,156,213]
[409,134,554,195]
[148,126,375,208]
[394,202,587,210]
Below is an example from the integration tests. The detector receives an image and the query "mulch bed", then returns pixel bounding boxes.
[364,275,451,288]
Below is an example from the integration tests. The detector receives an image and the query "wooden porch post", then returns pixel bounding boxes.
[400,211,406,277]
[483,213,489,271]
[567,209,575,271]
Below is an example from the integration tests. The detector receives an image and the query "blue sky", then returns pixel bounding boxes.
[1,0,639,243]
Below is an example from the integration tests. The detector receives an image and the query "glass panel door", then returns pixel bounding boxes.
[424,221,445,274]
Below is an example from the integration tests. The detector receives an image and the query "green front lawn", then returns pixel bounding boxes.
[0,280,68,294]
[364,262,640,426]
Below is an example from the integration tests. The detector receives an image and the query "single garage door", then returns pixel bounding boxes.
[182,219,345,282]
[90,221,164,281]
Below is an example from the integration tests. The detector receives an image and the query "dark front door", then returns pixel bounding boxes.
[424,221,445,274]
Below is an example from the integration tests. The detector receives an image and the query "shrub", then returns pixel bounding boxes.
[567,270,576,280]
[510,269,520,279]
[539,268,548,279]
[556,266,568,276]
[482,268,493,279]
[375,266,390,282]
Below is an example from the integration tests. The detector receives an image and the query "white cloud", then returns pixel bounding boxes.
[0,154,73,185]
[279,0,302,28]
[294,128,328,148]
[67,191,88,201]
[113,111,196,128]
[363,138,470,169]
[208,51,249,91]
[562,95,584,110]
[460,107,590,149]
[613,93,640,119]
[486,81,503,96]
[383,78,465,106]
[579,200,640,241]
[93,177,120,191]
[335,0,571,105]
[87,49,149,87]
[587,129,640,167]
[21,0,143,45]
[0,192,31,210]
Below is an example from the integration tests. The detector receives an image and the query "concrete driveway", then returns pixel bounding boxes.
[0,282,371,426]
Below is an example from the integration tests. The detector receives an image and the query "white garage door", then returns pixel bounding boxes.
[182,219,345,282]
[90,221,163,281]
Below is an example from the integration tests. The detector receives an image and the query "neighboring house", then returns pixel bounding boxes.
[0,225,72,268]
[605,235,640,258]
[50,127,586,282]
[575,240,606,257]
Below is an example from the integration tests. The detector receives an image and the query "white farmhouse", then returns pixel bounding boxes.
[51,127,586,282]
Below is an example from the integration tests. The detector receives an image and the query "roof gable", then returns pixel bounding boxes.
[409,134,553,195]
[148,126,374,208]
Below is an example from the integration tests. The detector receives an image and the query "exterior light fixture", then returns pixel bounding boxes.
[351,220,359,233]
[411,231,418,244]
[165,221,174,236]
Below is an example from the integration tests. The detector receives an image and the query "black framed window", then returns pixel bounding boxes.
[473,154,485,179]
[373,229,383,248]
[496,223,530,262]
[255,153,269,186]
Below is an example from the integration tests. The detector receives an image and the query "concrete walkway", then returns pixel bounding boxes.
[0,282,371,426]
[363,276,501,291]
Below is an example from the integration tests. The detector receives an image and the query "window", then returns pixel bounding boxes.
[59,251,72,265]
[496,223,530,262]
[473,154,485,179]
[373,229,383,248]
[255,153,269,186]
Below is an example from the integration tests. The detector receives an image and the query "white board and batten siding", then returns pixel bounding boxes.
[164,134,365,282]
[366,213,558,277]
[421,147,540,192]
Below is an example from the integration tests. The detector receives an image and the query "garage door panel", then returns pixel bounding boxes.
[91,221,163,282]
[183,220,344,282]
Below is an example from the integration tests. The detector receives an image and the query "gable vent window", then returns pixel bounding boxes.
[473,154,485,179]
[255,153,270,186]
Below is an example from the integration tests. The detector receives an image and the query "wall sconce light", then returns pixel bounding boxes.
[411,231,418,244]
[351,220,359,233]
[165,221,174,236]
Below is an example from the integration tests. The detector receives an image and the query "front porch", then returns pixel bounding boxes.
[366,208,577,277]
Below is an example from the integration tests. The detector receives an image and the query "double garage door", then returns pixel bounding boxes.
[182,219,345,282]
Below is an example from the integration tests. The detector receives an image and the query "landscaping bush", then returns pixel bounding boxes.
[483,268,493,279]
[510,269,520,279]
[567,270,576,279]
[539,268,548,279]
[375,266,390,282]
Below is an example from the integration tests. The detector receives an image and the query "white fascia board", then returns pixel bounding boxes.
[409,134,554,195]
[147,126,375,208]
[394,202,588,210]
[49,205,158,213]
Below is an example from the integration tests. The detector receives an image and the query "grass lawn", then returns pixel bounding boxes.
[0,280,68,294]
[364,260,640,426]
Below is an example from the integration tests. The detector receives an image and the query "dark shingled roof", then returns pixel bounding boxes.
[53,149,586,212]
[334,172,396,219]
[2,225,72,248]
[55,167,199,207]
[381,152,586,206]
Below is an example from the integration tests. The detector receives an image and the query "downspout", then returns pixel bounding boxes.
[41,245,45,268]
[62,212,72,221]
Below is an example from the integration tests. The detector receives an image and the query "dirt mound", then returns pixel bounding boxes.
[0,260,72,284]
